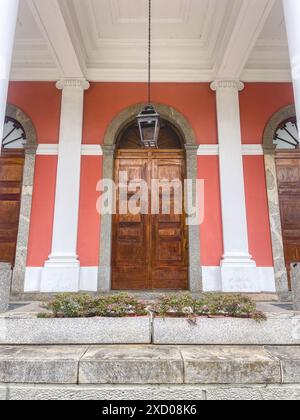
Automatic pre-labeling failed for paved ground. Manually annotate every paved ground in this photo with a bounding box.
[0,344,300,400]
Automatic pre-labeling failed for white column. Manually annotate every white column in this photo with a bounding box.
[283,0,300,126]
[211,80,257,293]
[0,0,19,151]
[41,79,90,292]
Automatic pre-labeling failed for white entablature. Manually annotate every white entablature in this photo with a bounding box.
[10,0,290,83]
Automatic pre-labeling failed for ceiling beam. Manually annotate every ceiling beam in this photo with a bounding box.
[215,0,276,79]
[27,0,85,79]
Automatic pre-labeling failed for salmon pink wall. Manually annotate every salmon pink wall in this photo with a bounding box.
[27,156,57,267]
[7,82,61,144]
[83,83,218,145]
[7,81,294,271]
[198,156,223,266]
[77,156,102,266]
[243,156,274,267]
[240,83,294,144]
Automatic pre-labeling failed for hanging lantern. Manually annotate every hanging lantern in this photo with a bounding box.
[137,105,160,148]
[137,0,160,148]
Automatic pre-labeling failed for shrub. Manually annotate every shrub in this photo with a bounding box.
[39,292,266,322]
[40,293,148,318]
[150,293,266,322]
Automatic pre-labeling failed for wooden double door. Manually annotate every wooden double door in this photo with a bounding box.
[112,149,188,290]
[276,150,300,288]
[0,151,24,266]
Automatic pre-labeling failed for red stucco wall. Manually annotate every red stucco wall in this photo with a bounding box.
[7,82,61,144]
[26,156,57,267]
[7,82,294,268]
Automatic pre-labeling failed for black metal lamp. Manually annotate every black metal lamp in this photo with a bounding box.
[137,0,160,148]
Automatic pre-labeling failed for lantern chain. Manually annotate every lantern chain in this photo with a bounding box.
[148,0,152,105]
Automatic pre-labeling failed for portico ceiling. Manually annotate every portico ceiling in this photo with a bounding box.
[11,0,291,82]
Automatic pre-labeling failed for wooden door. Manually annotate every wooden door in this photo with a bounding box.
[0,151,24,266]
[112,150,188,290]
[276,150,300,288]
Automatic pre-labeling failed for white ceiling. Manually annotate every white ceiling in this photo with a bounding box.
[11,0,291,82]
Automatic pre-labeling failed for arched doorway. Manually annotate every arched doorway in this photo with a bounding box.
[263,105,299,294]
[274,115,299,288]
[0,116,26,266]
[99,103,201,293]
[112,119,189,290]
[0,104,37,295]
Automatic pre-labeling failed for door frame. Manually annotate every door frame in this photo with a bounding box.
[3,104,38,295]
[263,104,296,299]
[98,103,202,292]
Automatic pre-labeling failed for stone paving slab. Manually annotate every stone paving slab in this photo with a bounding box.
[8,384,205,401]
[4,384,300,400]
[0,317,151,345]
[266,346,300,384]
[0,385,7,400]
[79,345,184,385]
[153,316,300,345]
[180,346,281,384]
[0,346,87,384]
[0,345,300,387]
[205,385,300,401]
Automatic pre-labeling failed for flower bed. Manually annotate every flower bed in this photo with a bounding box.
[39,293,148,318]
[39,292,266,322]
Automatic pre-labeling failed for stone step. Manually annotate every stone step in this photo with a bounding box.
[0,345,300,386]
[0,311,300,346]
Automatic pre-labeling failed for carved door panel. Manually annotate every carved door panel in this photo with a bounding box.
[112,150,188,290]
[0,152,24,266]
[276,151,300,288]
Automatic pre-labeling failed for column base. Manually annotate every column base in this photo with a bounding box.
[221,254,258,293]
[40,255,80,293]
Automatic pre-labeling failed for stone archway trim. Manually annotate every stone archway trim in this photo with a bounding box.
[5,104,38,294]
[98,103,202,292]
[263,105,296,298]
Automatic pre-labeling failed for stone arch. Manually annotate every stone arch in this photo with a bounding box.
[263,105,296,299]
[5,104,38,294]
[5,103,37,152]
[98,103,202,292]
[103,102,197,147]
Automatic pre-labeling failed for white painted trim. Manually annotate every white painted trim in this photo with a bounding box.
[202,266,276,293]
[37,144,103,156]
[25,266,275,294]
[81,145,103,156]
[197,144,264,156]
[197,145,219,156]
[24,267,98,292]
[36,144,59,155]
[242,144,264,156]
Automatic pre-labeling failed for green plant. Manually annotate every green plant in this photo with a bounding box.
[151,292,195,317]
[150,293,266,323]
[39,293,148,319]
[194,294,266,321]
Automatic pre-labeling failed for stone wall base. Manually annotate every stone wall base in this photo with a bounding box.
[1,384,300,400]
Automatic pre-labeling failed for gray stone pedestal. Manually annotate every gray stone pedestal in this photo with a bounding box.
[291,263,300,311]
[0,264,12,313]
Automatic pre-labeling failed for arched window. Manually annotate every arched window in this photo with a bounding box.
[2,116,26,150]
[117,118,183,150]
[273,116,299,150]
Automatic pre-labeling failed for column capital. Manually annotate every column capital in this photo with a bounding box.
[56,78,90,91]
[210,80,244,92]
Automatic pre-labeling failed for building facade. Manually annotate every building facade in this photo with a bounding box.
[1,0,300,299]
